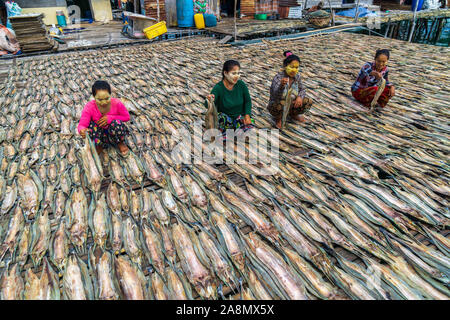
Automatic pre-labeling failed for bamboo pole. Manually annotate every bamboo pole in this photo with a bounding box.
[354,0,361,23]
[433,17,444,44]
[384,18,391,38]
[395,21,400,38]
[412,18,423,42]
[408,0,420,42]
[401,20,406,40]
[425,17,433,42]
[157,0,160,22]
[430,18,439,43]
[389,21,395,38]
[326,0,334,26]
[392,22,400,39]
[234,0,237,42]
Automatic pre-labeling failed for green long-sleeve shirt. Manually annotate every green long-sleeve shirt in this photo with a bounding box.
[206,80,252,119]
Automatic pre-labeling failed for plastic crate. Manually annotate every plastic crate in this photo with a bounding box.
[144,21,168,40]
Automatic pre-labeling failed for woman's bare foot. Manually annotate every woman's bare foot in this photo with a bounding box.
[292,115,306,123]
[118,142,129,156]
[95,145,104,156]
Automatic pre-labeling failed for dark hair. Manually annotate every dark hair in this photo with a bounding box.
[92,80,111,97]
[283,50,292,57]
[283,54,300,67]
[318,2,324,9]
[375,49,390,60]
[222,60,240,80]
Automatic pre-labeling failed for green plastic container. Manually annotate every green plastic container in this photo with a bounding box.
[255,14,267,20]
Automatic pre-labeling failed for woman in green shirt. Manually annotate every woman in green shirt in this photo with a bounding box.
[206,60,254,139]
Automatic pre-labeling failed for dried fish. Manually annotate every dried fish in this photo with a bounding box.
[23,258,60,300]
[114,254,148,300]
[89,247,121,300]
[29,207,51,267]
[62,254,95,300]
[66,187,89,254]
[0,263,24,300]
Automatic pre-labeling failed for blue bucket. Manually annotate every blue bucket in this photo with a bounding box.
[56,11,67,27]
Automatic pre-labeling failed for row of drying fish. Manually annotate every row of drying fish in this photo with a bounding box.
[1,169,449,300]
[1,33,449,300]
[1,130,449,300]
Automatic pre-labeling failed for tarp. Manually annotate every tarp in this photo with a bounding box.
[336,7,379,18]
[5,1,22,29]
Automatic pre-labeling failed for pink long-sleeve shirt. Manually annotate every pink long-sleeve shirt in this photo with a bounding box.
[77,98,130,134]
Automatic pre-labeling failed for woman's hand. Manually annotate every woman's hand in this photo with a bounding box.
[388,86,395,97]
[293,96,303,108]
[370,71,382,80]
[80,128,90,139]
[207,94,215,102]
[97,115,108,128]
[281,77,289,86]
[243,114,252,125]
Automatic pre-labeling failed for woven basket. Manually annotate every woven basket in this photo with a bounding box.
[308,16,331,28]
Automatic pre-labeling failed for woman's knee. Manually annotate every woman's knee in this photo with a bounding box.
[88,121,98,130]
[109,120,128,135]
[109,119,121,127]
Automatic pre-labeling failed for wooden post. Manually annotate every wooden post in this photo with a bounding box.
[332,9,335,27]
[326,0,333,26]
[354,0,361,23]
[406,20,411,40]
[400,20,405,41]
[134,0,138,13]
[433,17,444,44]
[389,21,395,38]
[393,22,399,39]
[157,0,160,22]
[408,0,419,42]
[412,18,421,42]
[430,18,443,44]
[234,0,237,42]
[426,18,435,42]
[384,18,391,38]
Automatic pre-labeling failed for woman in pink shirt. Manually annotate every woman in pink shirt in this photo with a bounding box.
[77,80,130,156]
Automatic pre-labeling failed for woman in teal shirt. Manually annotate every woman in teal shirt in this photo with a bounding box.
[206,60,254,139]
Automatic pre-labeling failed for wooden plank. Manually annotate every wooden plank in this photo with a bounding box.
[165,0,177,26]
[218,35,234,43]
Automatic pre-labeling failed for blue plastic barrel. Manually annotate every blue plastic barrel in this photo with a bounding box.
[411,0,424,12]
[204,14,217,27]
[176,0,195,27]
